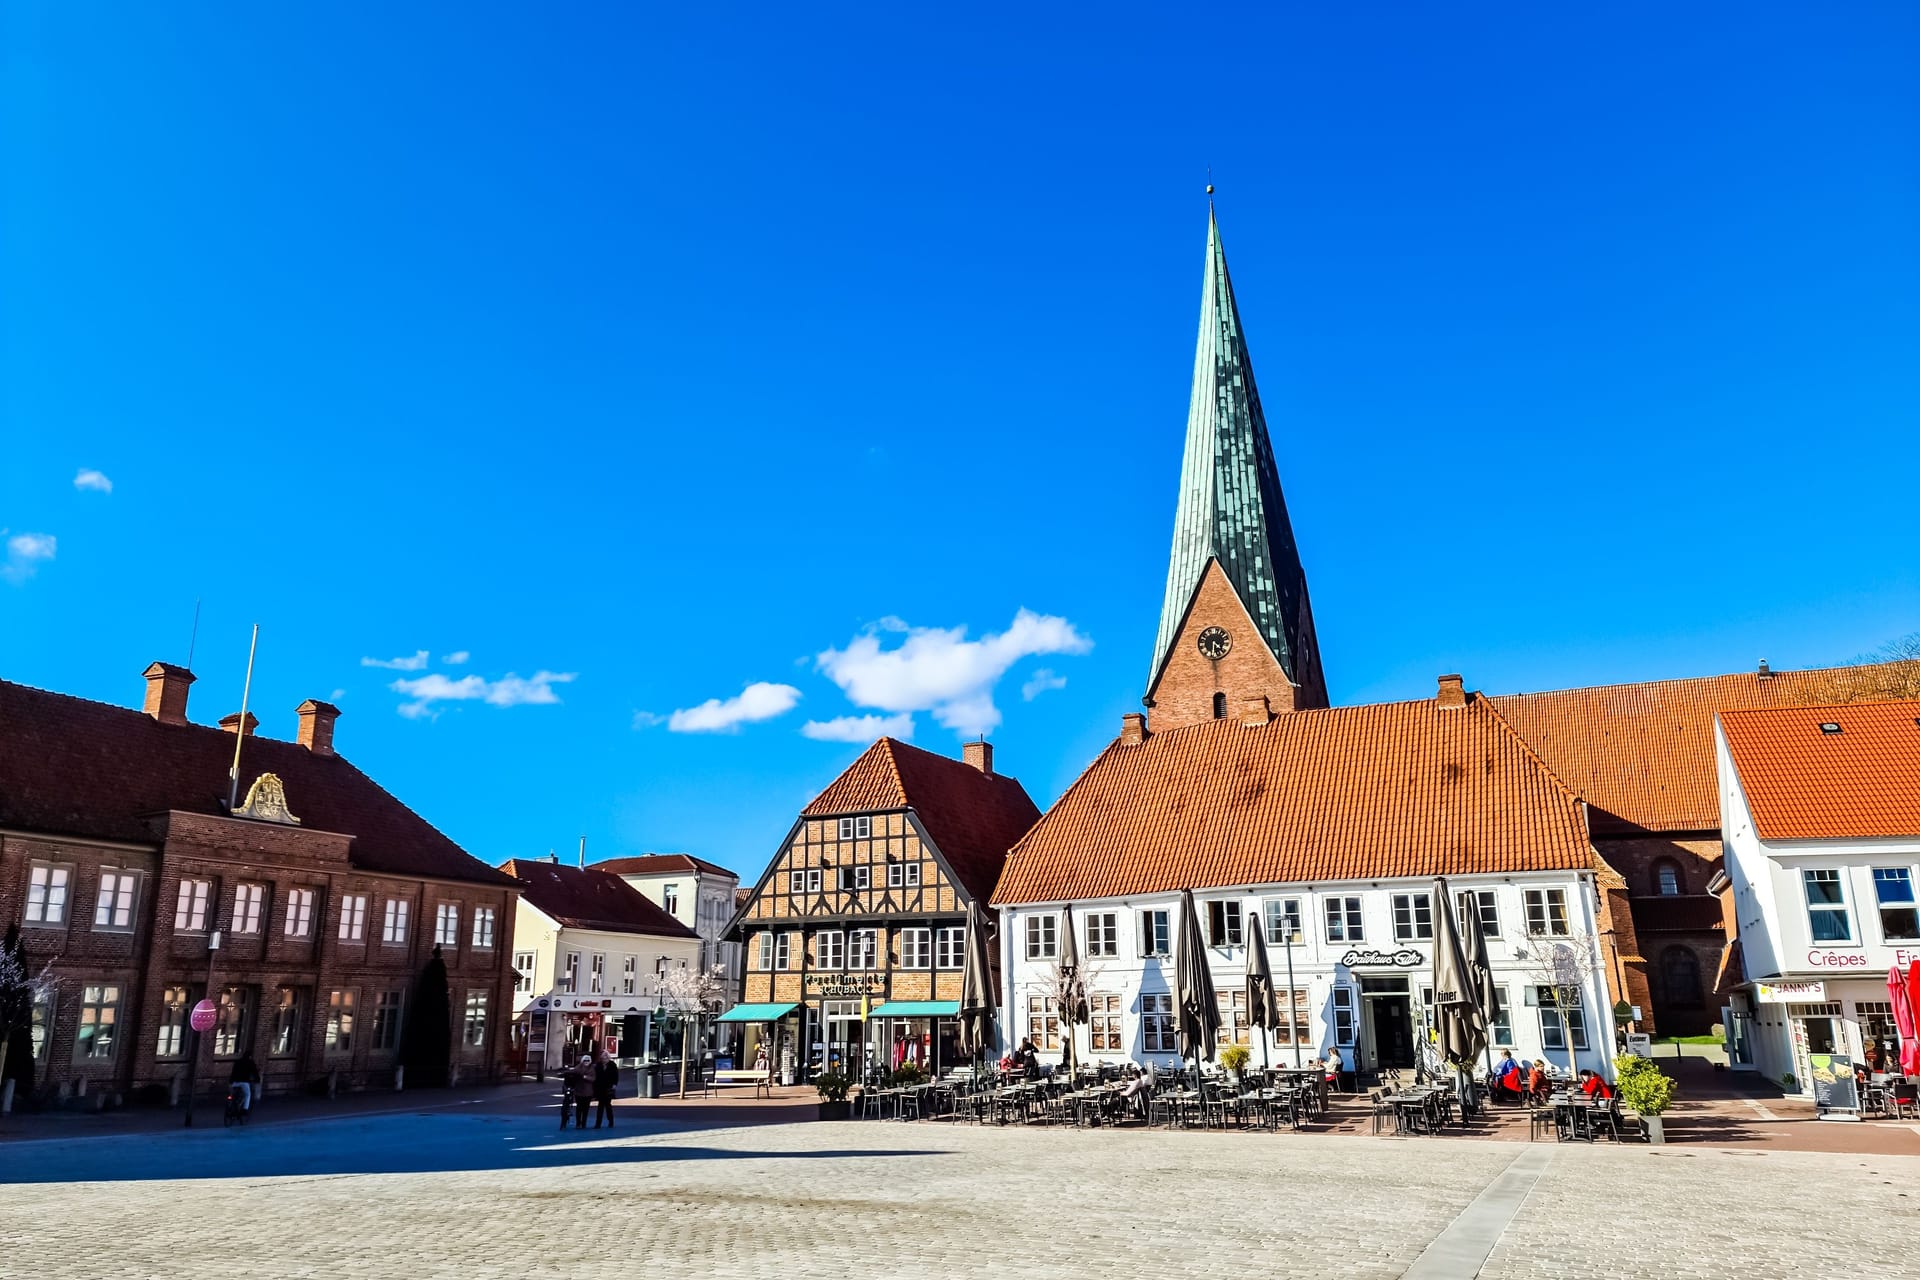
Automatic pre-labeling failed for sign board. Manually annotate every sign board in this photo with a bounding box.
[1624,1032,1652,1058]
[804,973,887,997]
[1809,1052,1860,1118]
[1339,948,1423,970]
[1755,981,1826,1004]
[189,999,218,1033]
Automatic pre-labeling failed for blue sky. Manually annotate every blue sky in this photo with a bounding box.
[4,5,1916,879]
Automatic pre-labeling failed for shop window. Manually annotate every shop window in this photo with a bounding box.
[1271,988,1310,1045]
[1392,892,1434,942]
[1533,986,1589,1051]
[1141,992,1175,1053]
[1803,868,1852,943]
[30,994,52,1062]
[1873,868,1919,941]
[1653,860,1683,896]
[1488,986,1513,1046]
[92,869,141,932]
[1661,947,1703,1009]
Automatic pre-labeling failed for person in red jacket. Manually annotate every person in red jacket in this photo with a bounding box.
[1578,1068,1614,1101]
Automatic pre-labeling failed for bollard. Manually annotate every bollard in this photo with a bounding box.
[1,1078,14,1115]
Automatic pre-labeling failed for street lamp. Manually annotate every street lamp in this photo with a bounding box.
[1281,917,1302,1068]
[182,930,223,1128]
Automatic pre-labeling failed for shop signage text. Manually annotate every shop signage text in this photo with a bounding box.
[804,974,886,997]
[1756,981,1826,1003]
[1339,948,1423,970]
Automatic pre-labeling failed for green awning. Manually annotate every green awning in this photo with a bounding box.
[716,1002,799,1023]
[869,1000,960,1017]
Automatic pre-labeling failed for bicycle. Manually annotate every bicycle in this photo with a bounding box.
[222,1087,248,1127]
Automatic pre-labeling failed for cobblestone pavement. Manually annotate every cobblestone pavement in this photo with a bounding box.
[2,1111,1915,1279]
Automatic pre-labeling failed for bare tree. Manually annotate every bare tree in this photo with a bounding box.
[1034,955,1105,1074]
[1510,930,1607,1077]
[0,926,55,1108]
[1796,633,1920,704]
[655,963,728,1097]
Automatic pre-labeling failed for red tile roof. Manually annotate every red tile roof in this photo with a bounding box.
[1719,701,1920,840]
[802,738,1042,904]
[0,677,513,886]
[501,859,697,936]
[592,853,735,880]
[992,694,1594,905]
[1488,664,1908,835]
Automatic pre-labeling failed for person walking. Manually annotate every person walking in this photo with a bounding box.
[591,1048,620,1129]
[560,1055,590,1130]
[228,1052,262,1115]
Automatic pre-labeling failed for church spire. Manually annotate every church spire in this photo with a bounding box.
[1147,202,1327,716]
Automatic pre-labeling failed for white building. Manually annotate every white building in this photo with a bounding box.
[992,687,1626,1081]
[1715,700,1920,1096]
[596,853,742,999]
[500,857,703,1072]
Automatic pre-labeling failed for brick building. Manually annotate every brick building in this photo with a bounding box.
[0,662,521,1105]
[727,738,1039,1082]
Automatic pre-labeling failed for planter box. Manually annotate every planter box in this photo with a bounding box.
[817,1100,851,1121]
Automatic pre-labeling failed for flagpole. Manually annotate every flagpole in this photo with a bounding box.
[226,624,260,812]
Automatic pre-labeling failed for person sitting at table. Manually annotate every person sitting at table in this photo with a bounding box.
[1525,1059,1549,1103]
[1017,1036,1042,1080]
[1322,1044,1343,1091]
[1577,1068,1614,1101]
[1490,1049,1523,1103]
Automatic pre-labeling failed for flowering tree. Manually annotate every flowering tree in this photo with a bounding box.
[656,963,728,1097]
[1510,930,1607,1077]
[0,925,55,1104]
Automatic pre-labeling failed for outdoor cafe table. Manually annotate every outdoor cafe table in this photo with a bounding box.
[1380,1088,1450,1135]
[1549,1093,1607,1142]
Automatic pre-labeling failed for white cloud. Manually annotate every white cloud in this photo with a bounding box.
[816,608,1092,735]
[801,712,915,743]
[73,469,113,494]
[362,650,430,671]
[667,682,802,734]
[1022,668,1068,701]
[442,651,471,665]
[390,669,577,718]
[631,710,667,729]
[1,531,56,584]
[329,688,347,701]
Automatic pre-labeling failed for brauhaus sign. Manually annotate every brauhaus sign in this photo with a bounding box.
[1339,948,1424,969]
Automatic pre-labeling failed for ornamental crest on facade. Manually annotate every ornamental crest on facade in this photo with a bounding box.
[236,772,302,825]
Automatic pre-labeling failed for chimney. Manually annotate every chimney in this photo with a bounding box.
[962,739,994,775]
[295,699,341,755]
[1757,659,1772,680]
[1120,712,1149,746]
[143,662,196,725]
[1239,695,1273,727]
[1437,674,1467,709]
[219,711,260,736]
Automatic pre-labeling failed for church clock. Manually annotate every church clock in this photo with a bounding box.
[1196,626,1232,661]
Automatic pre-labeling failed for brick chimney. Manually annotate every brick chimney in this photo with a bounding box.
[1757,659,1772,681]
[1120,712,1149,746]
[143,662,195,725]
[219,711,259,735]
[962,739,994,775]
[1239,695,1273,727]
[1437,674,1467,709]
[296,699,341,756]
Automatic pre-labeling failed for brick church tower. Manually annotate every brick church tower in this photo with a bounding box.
[1144,201,1329,731]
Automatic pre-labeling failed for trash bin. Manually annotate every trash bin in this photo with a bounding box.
[633,1065,657,1099]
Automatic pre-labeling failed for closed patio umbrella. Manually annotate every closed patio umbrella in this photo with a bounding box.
[957,900,997,1071]
[1431,878,1487,1102]
[1175,889,1221,1082]
[1057,904,1090,1076]
[1907,962,1920,1077]
[1459,888,1499,1084]
[1244,916,1282,1073]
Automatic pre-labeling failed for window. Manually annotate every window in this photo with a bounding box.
[272,987,305,1057]
[561,951,580,993]
[817,930,845,970]
[1139,909,1170,957]
[838,816,872,840]
[1262,898,1303,944]
[1489,986,1512,1046]
[1661,946,1703,1008]
[1324,897,1364,943]
[318,989,351,1055]
[1213,692,1227,720]
[435,903,460,947]
[156,985,191,1058]
[1026,994,1059,1050]
[1523,888,1570,937]
[1392,892,1434,942]
[373,991,403,1051]
[1654,861,1683,896]
[1215,990,1249,1045]
[847,930,875,971]
[513,951,537,994]
[1089,992,1123,1051]
[1025,914,1058,960]
[935,926,965,970]
[29,993,52,1062]
[25,862,72,925]
[589,954,605,994]
[1207,900,1244,947]
[1803,868,1852,943]
[1535,987,1589,1051]
[92,870,140,931]
[1459,890,1498,940]
[213,985,252,1057]
[285,888,314,939]
[788,870,805,894]
[755,934,774,972]
[1267,987,1309,1044]
[174,879,211,931]
[663,885,680,915]
[809,868,824,893]
[1874,868,1919,941]
[1331,986,1356,1046]
[469,905,495,949]
[463,992,489,1048]
[339,894,368,942]
[620,956,637,994]
[887,862,922,888]
[1142,992,1176,1053]
[840,865,870,891]
[838,817,854,839]
[383,899,410,944]
[901,928,932,969]
[233,883,264,934]
[775,932,794,971]
[75,984,122,1060]
[1085,912,1119,958]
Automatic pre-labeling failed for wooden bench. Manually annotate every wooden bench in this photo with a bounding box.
[714,1069,773,1098]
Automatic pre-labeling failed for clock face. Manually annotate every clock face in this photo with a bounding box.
[1197,626,1232,661]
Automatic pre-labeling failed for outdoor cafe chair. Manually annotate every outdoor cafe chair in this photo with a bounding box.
[1527,1102,1557,1142]
[857,1086,885,1121]
[1889,1081,1919,1121]
[1367,1089,1394,1135]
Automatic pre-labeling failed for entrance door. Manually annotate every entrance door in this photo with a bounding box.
[1369,997,1415,1068]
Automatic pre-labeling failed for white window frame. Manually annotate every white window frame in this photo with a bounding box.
[1523,888,1571,937]
[339,894,368,942]
[1331,985,1356,1046]
[1026,994,1059,1051]
[838,817,855,840]
[900,928,932,970]
[284,888,314,939]
[1802,868,1852,944]
[807,868,823,894]
[935,925,964,970]
[93,870,140,932]
[1085,911,1119,958]
[513,951,537,994]
[774,932,793,971]
[1874,867,1919,942]
[1088,991,1123,1052]
[663,884,680,915]
[1261,898,1303,945]
[75,983,123,1060]
[755,934,774,972]
[789,869,806,894]
[471,906,495,949]
[383,898,410,945]
[589,953,605,994]
[1324,896,1364,943]
[463,991,489,1048]
[561,951,580,993]
[1489,985,1513,1047]
[1460,889,1498,940]
[232,883,265,935]
[435,902,461,948]
[1537,991,1590,1052]
[848,929,876,971]
[1215,989,1250,1045]
[817,930,845,970]
[622,955,638,994]
[1025,913,1058,961]
[1141,992,1175,1053]
[175,879,212,932]
[1391,892,1434,942]
[25,862,73,926]
[1139,909,1170,958]
[1207,900,1244,948]
[855,815,872,839]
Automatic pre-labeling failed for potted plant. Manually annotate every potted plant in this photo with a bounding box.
[1219,1043,1252,1085]
[1613,1054,1677,1144]
[814,1071,852,1121]
[889,1062,928,1088]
